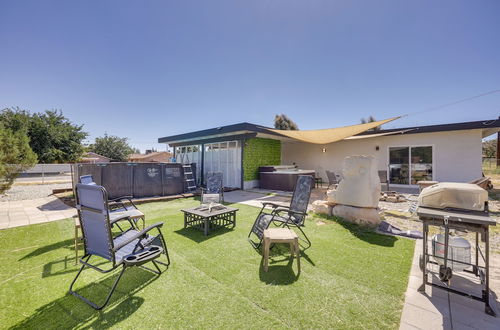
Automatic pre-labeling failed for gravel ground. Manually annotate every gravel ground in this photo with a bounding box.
[0,183,72,202]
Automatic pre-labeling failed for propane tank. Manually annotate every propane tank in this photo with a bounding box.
[432,234,471,272]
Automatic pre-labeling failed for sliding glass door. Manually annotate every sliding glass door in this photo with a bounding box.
[389,146,432,185]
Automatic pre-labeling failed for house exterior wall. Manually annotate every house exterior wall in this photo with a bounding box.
[243,138,281,189]
[281,129,483,185]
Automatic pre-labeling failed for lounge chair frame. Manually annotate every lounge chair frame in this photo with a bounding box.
[69,184,170,310]
[248,175,314,249]
[201,172,224,204]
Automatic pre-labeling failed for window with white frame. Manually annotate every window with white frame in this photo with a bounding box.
[389,146,433,185]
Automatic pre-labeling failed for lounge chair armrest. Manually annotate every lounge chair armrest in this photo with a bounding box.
[113,222,164,251]
[273,207,307,217]
[262,202,287,209]
[109,196,137,210]
[201,187,222,194]
[110,215,130,225]
[109,195,133,202]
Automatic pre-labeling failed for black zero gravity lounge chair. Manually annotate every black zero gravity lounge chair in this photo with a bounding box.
[79,174,145,230]
[69,183,170,310]
[248,175,314,249]
[201,172,224,204]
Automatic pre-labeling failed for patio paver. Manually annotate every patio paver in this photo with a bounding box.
[400,239,500,329]
[0,196,76,228]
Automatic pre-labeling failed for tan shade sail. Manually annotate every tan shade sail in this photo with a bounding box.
[268,117,400,144]
[344,128,415,140]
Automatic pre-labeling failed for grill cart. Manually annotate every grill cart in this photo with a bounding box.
[417,206,497,316]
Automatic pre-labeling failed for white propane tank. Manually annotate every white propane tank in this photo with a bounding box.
[432,234,471,272]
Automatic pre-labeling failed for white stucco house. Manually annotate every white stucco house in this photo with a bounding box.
[158,118,500,191]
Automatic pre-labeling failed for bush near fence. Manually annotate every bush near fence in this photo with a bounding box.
[73,162,195,199]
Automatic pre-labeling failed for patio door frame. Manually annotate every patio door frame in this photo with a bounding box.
[203,140,242,189]
[387,144,435,186]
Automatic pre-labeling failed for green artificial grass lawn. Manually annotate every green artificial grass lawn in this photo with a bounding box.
[0,198,414,329]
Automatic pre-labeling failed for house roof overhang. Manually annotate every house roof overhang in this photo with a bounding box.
[158,117,500,147]
[158,122,293,146]
[354,118,500,139]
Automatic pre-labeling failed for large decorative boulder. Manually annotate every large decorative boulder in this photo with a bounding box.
[331,205,381,227]
[326,188,337,205]
[328,155,381,208]
[311,200,332,215]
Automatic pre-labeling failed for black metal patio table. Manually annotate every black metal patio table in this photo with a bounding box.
[416,206,497,316]
[181,205,238,236]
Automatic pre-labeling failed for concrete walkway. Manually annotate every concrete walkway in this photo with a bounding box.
[0,196,76,229]
[400,239,500,329]
[224,190,291,209]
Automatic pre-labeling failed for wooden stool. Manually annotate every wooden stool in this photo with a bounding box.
[262,228,300,273]
[74,217,83,264]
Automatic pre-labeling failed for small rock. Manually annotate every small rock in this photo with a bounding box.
[311,200,331,215]
[386,196,398,203]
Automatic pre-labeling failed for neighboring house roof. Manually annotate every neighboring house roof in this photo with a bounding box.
[158,118,500,146]
[81,152,111,161]
[128,151,172,160]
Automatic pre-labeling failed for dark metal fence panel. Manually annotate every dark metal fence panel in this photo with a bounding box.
[73,162,188,199]
[133,163,163,198]
[101,163,134,199]
[75,164,103,185]
[163,163,185,195]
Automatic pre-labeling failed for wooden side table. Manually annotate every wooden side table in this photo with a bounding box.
[109,209,146,229]
[262,228,300,273]
[74,217,83,265]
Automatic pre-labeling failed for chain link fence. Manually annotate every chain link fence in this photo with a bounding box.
[16,164,73,184]
[482,158,499,173]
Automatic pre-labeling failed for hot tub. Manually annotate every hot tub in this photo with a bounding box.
[259,165,315,191]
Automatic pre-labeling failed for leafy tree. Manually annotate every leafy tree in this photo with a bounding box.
[89,134,135,161]
[0,124,37,194]
[274,114,299,130]
[482,139,497,158]
[0,108,87,163]
[361,115,381,131]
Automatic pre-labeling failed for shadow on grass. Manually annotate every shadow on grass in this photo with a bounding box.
[10,267,159,329]
[174,226,234,243]
[19,239,75,261]
[259,258,300,285]
[42,257,110,278]
[313,213,398,247]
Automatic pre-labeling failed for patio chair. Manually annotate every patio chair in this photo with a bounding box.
[248,175,314,249]
[79,175,144,230]
[69,183,170,310]
[378,170,390,192]
[201,172,224,204]
[326,170,340,189]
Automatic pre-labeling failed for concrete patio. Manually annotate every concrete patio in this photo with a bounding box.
[0,196,76,229]
[400,239,500,329]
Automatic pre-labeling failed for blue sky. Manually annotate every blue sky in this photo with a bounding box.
[1,1,499,151]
